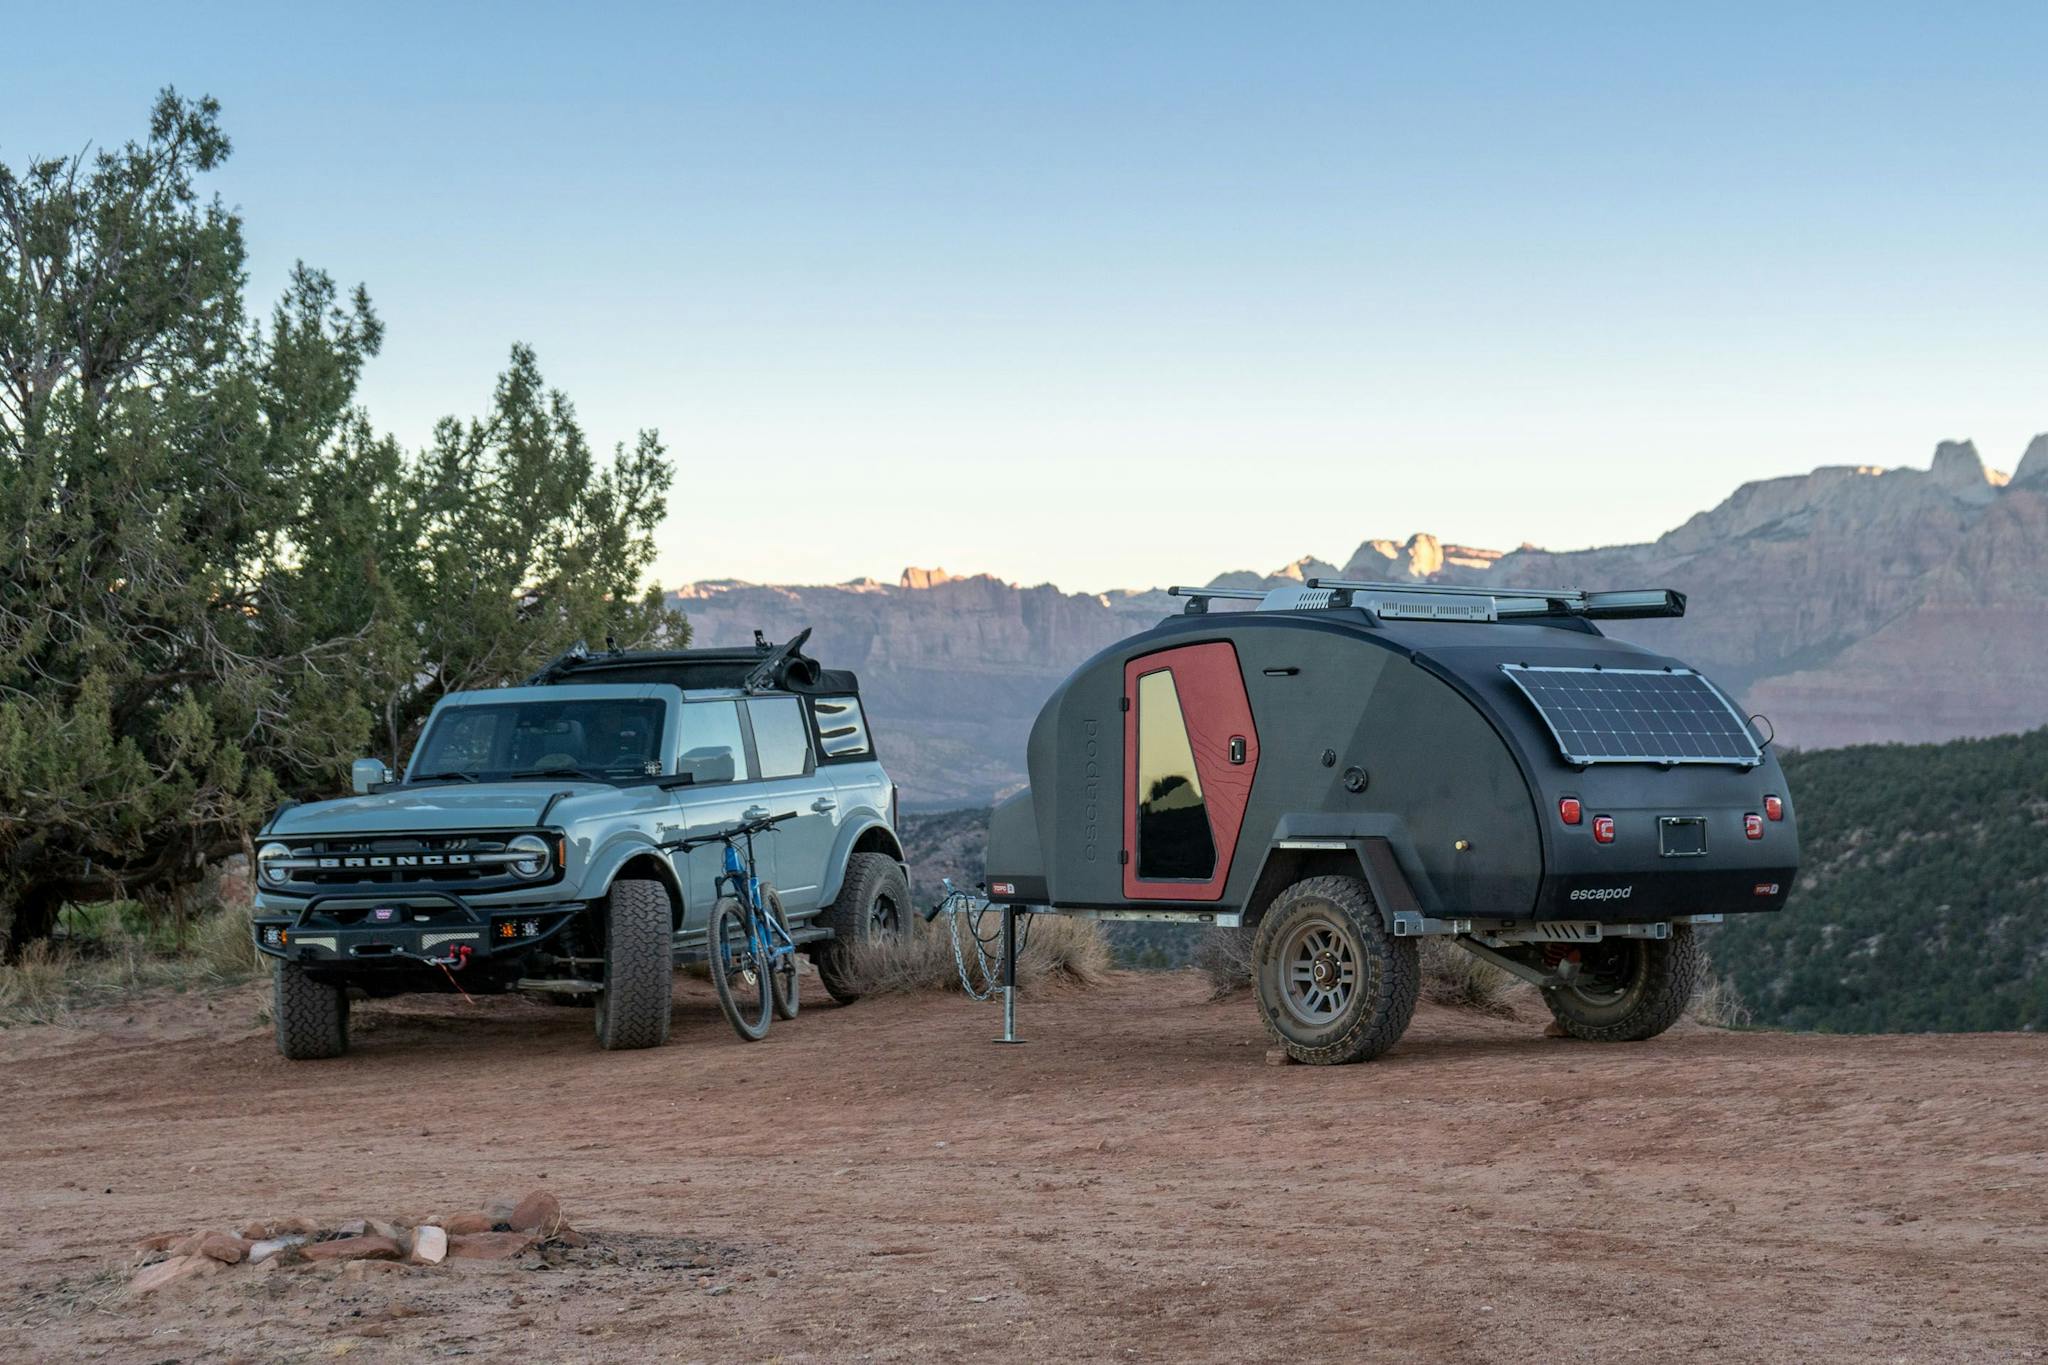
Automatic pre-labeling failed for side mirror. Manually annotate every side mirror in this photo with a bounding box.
[351,758,392,794]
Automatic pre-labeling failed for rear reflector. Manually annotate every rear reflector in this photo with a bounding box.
[1592,815,1615,844]
[1558,797,1582,825]
[1764,794,1783,821]
[1745,813,1764,840]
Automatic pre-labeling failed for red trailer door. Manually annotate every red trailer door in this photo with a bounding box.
[1122,641,1259,901]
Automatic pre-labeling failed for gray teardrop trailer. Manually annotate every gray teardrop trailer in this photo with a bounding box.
[982,580,1798,1064]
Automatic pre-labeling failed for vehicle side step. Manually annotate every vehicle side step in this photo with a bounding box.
[517,978,602,995]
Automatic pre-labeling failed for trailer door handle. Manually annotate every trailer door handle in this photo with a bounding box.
[811,796,838,813]
[743,805,771,821]
[1229,736,1247,764]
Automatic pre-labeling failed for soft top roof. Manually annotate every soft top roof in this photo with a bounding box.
[526,633,860,697]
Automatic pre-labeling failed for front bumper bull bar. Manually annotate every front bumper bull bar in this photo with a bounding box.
[252,890,580,969]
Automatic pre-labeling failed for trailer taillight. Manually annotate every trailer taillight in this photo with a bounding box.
[1764,794,1783,822]
[890,783,900,828]
[1558,797,1582,825]
[1592,815,1615,844]
[1744,813,1764,840]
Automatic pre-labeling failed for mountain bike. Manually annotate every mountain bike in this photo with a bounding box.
[671,810,802,1041]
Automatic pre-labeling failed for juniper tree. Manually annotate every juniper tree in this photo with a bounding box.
[0,91,681,951]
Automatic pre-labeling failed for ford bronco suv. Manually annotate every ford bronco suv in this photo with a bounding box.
[251,633,910,1059]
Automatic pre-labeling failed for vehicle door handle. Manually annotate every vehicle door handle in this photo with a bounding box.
[811,797,838,813]
[743,805,771,821]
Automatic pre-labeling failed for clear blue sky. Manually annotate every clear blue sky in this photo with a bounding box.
[8,2,2045,592]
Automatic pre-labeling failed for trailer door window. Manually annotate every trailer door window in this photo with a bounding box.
[1135,669,1217,880]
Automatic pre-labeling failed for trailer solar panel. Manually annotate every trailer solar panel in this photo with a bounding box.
[1500,664,1763,766]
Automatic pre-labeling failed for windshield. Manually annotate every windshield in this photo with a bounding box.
[409,698,666,783]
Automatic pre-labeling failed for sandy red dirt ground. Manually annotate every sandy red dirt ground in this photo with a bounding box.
[1,970,2044,1363]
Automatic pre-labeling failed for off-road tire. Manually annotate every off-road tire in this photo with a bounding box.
[710,898,771,1041]
[1252,876,1419,1065]
[594,878,673,1051]
[764,886,800,1021]
[274,962,349,1060]
[809,851,910,1006]
[1542,922,1700,1042]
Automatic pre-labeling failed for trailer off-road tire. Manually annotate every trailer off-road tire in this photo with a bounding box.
[1542,922,1700,1042]
[1253,875,1419,1065]
[594,878,673,1051]
[274,962,349,1060]
[809,852,909,1005]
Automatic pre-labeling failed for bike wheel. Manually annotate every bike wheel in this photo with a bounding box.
[762,884,800,1021]
[709,898,771,1041]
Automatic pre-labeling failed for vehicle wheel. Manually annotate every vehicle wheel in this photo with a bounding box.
[763,885,800,1021]
[274,962,349,1060]
[594,878,673,1051]
[809,851,910,1005]
[1252,875,1419,1065]
[1542,923,1700,1042]
[710,898,772,1041]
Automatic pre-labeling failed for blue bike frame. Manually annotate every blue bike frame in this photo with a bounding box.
[717,833,798,977]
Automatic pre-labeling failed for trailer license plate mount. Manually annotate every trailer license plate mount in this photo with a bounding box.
[1659,816,1708,857]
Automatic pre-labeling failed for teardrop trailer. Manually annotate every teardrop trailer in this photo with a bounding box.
[957,578,1799,1064]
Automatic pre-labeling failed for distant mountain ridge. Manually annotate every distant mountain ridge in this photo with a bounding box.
[675,436,2048,806]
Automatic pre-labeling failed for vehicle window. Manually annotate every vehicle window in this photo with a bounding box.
[1135,669,1216,880]
[674,701,746,785]
[410,699,666,780]
[749,697,812,779]
[811,695,872,760]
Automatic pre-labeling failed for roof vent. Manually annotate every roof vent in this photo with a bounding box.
[1368,593,1497,622]
[1256,585,1343,612]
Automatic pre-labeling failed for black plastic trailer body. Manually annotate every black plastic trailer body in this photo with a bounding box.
[983,606,1798,929]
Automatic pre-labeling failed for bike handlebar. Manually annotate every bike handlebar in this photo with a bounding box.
[663,809,800,853]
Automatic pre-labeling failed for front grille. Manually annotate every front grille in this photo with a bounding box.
[265,832,539,890]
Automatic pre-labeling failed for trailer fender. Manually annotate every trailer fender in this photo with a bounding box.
[818,815,908,907]
[1241,815,1443,927]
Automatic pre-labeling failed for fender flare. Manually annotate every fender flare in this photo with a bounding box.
[581,833,687,926]
[817,814,907,907]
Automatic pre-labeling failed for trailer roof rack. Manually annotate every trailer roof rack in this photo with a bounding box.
[1163,581,1686,622]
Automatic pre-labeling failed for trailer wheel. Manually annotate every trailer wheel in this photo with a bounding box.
[274,962,349,1060]
[1252,876,1419,1065]
[594,878,674,1051]
[809,852,909,1005]
[1542,923,1700,1042]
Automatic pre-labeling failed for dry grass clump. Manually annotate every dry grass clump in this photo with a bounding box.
[1,902,260,1027]
[1688,964,1753,1029]
[843,913,1112,997]
[1416,937,1519,1016]
[1196,925,1521,1015]
[191,900,260,976]
[1194,928,1256,999]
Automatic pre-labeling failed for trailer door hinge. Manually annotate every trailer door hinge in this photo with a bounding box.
[1119,696,1130,712]
[1118,849,1129,865]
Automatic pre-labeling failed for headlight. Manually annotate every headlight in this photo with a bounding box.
[507,834,551,879]
[257,842,292,885]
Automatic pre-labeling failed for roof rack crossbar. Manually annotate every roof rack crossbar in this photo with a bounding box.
[1166,585,1269,616]
[1306,579,1684,621]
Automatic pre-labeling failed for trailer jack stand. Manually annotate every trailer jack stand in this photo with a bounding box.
[994,903,1024,1046]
